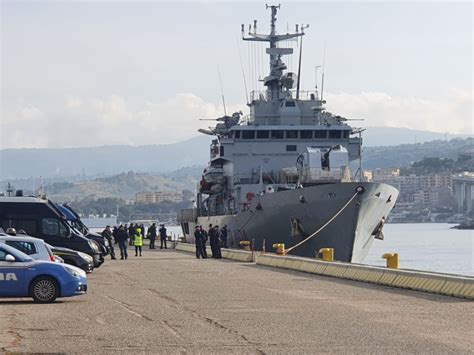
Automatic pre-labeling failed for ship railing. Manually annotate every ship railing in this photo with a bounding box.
[233,170,298,186]
[293,91,321,101]
[233,169,348,186]
[250,91,267,102]
[299,167,351,183]
[177,208,197,223]
[240,115,252,125]
[249,90,320,102]
[240,114,335,126]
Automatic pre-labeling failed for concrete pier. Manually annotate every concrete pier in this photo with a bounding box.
[1,248,473,354]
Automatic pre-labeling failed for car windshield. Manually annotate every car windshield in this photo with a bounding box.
[70,220,88,234]
[0,244,34,262]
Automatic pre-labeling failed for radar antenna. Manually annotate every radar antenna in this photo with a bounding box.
[242,4,307,101]
[321,43,326,101]
[314,65,321,100]
[217,65,227,116]
[296,24,309,100]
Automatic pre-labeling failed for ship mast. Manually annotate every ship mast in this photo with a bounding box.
[242,5,306,101]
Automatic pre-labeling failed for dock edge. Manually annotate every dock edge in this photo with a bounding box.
[174,243,473,300]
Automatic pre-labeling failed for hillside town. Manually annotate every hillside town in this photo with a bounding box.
[1,139,473,225]
[365,169,473,223]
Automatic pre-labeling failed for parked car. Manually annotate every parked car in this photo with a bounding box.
[54,254,65,263]
[0,243,88,303]
[0,234,56,262]
[0,196,103,267]
[57,204,110,256]
[47,244,94,273]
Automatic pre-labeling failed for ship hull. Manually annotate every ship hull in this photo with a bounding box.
[181,182,398,263]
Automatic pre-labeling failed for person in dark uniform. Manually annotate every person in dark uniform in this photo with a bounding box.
[220,225,228,248]
[141,224,146,241]
[112,226,118,244]
[101,225,116,259]
[159,224,167,249]
[148,223,157,249]
[208,224,217,258]
[194,225,205,259]
[199,225,208,258]
[116,225,129,260]
[128,223,135,246]
[213,225,222,259]
[123,224,128,243]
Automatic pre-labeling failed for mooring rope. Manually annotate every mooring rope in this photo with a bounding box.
[284,192,359,255]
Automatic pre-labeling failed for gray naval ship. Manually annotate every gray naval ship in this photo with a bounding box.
[178,5,399,262]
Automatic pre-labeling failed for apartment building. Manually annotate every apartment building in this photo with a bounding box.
[135,191,183,204]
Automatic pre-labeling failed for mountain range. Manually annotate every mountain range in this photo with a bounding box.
[0,127,471,181]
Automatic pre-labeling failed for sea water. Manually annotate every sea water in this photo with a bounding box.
[87,220,473,276]
[365,223,473,276]
[167,223,474,276]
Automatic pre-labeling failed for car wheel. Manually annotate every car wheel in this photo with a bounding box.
[30,276,59,303]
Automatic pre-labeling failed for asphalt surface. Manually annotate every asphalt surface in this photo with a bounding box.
[1,246,473,354]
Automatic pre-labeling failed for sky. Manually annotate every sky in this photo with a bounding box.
[0,1,472,149]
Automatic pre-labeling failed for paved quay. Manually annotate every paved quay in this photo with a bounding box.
[1,248,473,354]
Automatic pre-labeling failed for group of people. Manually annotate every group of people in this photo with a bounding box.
[193,224,228,259]
[101,222,230,262]
[101,223,168,260]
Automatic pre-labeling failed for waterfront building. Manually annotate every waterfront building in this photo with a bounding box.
[452,172,474,213]
[372,168,400,182]
[135,191,183,204]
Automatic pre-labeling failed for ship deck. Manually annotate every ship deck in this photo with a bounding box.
[1,244,472,354]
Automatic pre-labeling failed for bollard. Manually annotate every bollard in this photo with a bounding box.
[239,240,251,251]
[272,243,286,255]
[382,253,399,269]
[319,248,334,262]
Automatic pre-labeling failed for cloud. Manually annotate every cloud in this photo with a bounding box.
[325,89,473,134]
[1,90,472,149]
[1,93,244,149]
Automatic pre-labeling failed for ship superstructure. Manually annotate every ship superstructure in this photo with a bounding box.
[179,5,399,262]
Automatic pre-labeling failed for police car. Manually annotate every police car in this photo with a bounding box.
[0,243,87,303]
[0,234,57,262]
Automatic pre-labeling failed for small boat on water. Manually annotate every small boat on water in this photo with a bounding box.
[451,220,474,230]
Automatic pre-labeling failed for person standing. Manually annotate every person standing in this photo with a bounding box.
[159,224,167,249]
[128,223,135,246]
[117,225,129,260]
[134,226,143,257]
[141,224,146,241]
[220,225,228,248]
[194,225,205,259]
[112,226,118,244]
[214,225,222,259]
[123,223,128,243]
[101,225,116,260]
[148,223,157,249]
[208,224,217,258]
[199,225,208,258]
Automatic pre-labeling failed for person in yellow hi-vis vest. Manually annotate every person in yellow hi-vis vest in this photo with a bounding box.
[134,227,143,257]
